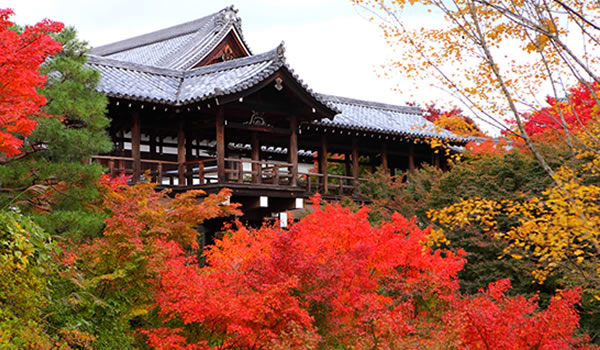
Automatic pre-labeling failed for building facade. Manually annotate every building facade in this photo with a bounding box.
[88,6,463,223]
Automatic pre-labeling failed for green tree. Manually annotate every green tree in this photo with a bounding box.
[0,26,112,239]
[0,210,60,349]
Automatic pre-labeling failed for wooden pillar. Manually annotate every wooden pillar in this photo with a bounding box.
[108,158,115,177]
[434,150,441,168]
[149,132,156,156]
[177,118,186,186]
[117,130,124,152]
[408,143,415,173]
[186,133,193,185]
[131,111,141,183]
[345,153,351,176]
[381,142,388,175]
[216,107,225,183]
[157,162,163,185]
[320,134,328,193]
[289,116,298,187]
[352,137,359,188]
[251,132,260,183]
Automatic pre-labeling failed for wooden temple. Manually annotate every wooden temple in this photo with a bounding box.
[88,6,464,222]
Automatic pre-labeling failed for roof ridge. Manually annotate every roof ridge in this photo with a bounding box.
[183,44,284,77]
[162,21,242,70]
[319,93,421,114]
[87,54,183,77]
[90,7,227,56]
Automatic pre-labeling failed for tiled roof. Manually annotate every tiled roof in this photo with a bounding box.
[316,95,461,140]
[87,55,182,104]
[178,47,286,104]
[89,6,251,70]
[87,44,332,110]
[87,6,463,141]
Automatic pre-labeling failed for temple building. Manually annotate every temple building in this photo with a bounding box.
[87,6,464,223]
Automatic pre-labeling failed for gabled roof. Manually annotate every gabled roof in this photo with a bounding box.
[87,44,333,113]
[88,6,464,142]
[316,95,461,140]
[89,6,251,70]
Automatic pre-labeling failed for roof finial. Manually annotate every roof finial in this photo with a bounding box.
[276,42,286,58]
[215,5,241,31]
[226,5,238,14]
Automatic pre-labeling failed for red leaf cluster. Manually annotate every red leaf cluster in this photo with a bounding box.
[0,9,63,156]
[146,196,466,348]
[144,196,593,349]
[456,279,587,349]
[465,137,511,156]
[522,83,598,138]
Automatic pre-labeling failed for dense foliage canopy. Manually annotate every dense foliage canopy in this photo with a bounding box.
[1,4,600,349]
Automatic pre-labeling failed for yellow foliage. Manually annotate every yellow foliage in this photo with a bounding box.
[429,164,600,292]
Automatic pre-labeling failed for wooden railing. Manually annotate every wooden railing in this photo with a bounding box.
[298,173,365,197]
[92,155,180,184]
[92,156,295,187]
[221,158,294,186]
[92,155,365,196]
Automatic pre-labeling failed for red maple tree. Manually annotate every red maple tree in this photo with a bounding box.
[521,83,598,138]
[142,195,593,349]
[0,8,63,157]
[455,279,586,349]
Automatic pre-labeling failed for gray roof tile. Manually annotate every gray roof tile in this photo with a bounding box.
[90,6,251,70]
[316,95,461,140]
[87,55,182,103]
[87,7,463,142]
[86,45,333,110]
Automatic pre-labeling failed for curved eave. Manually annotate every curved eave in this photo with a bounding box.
[103,93,176,105]
[177,46,338,118]
[308,120,468,144]
[198,66,338,120]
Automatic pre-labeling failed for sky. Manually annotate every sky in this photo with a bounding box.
[4,0,427,107]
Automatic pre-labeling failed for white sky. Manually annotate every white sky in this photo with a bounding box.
[4,0,430,107]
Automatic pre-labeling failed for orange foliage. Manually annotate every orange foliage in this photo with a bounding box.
[144,195,592,349]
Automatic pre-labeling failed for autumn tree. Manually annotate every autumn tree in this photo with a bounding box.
[0,26,112,239]
[49,176,240,349]
[409,102,484,138]
[352,0,600,177]
[0,210,63,348]
[0,9,63,158]
[352,0,600,340]
[141,196,594,349]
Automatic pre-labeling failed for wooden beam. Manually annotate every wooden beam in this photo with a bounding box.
[216,70,334,118]
[131,111,141,183]
[229,100,308,118]
[320,134,328,193]
[289,116,298,187]
[177,118,186,186]
[251,132,260,183]
[352,137,359,189]
[381,142,388,175]
[409,143,415,172]
[226,122,291,135]
[299,140,413,156]
[216,107,225,183]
